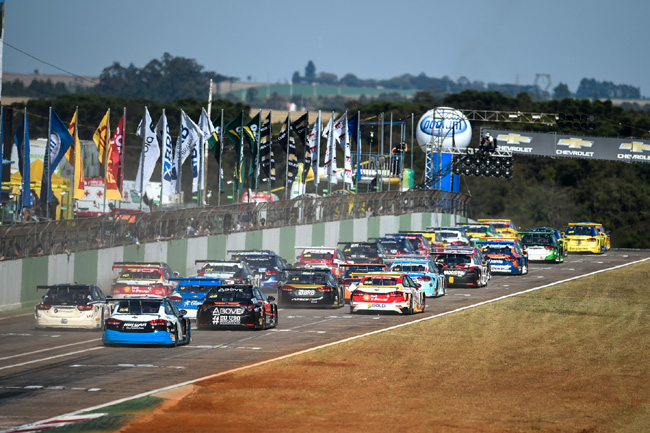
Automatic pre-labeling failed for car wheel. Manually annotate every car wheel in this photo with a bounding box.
[349,304,355,314]
[171,327,179,347]
[421,294,426,313]
[273,305,279,328]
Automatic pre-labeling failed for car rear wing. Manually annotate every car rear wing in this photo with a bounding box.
[195,259,240,265]
[339,263,386,269]
[36,284,95,291]
[169,277,225,283]
[112,261,167,270]
[227,249,276,255]
[282,266,333,273]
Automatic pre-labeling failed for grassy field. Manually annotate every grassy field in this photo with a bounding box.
[89,260,650,433]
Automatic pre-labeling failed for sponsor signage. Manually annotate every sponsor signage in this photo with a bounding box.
[490,129,650,163]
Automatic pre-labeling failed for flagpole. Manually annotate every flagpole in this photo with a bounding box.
[356,111,361,186]
[177,111,182,209]
[217,109,223,207]
[255,108,261,197]
[315,111,321,193]
[22,108,28,216]
[138,107,147,212]
[284,115,291,200]
[327,111,333,195]
[72,106,79,218]
[203,80,212,207]
[238,110,243,204]
[268,110,272,195]
[120,107,126,212]
[103,109,110,215]
[44,107,52,219]
[159,108,165,209]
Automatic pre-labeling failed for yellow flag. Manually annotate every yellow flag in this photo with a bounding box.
[66,111,85,200]
[93,110,110,166]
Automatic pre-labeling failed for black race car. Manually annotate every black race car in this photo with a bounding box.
[338,241,387,264]
[196,285,278,330]
[278,268,344,308]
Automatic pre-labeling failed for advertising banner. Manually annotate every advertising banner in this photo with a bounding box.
[489,129,650,163]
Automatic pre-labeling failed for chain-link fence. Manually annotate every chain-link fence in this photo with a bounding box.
[0,189,469,260]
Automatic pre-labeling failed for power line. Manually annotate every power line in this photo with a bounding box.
[2,40,100,87]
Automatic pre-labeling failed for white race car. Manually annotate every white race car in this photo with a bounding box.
[349,272,426,315]
[34,284,113,330]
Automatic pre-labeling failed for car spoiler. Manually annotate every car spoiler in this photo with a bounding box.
[112,262,167,270]
[36,284,93,290]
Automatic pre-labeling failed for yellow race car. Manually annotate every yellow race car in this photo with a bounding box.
[564,222,611,254]
[477,219,519,239]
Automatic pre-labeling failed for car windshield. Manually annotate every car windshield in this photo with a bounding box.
[343,245,379,256]
[437,232,459,240]
[390,264,428,272]
[566,226,596,236]
[521,234,555,245]
[301,251,334,260]
[482,245,514,254]
[116,300,162,315]
[118,270,162,280]
[286,271,329,284]
[235,256,275,268]
[362,277,399,286]
[206,288,254,303]
[43,287,92,305]
[202,264,243,275]
[437,255,473,266]
[177,284,216,293]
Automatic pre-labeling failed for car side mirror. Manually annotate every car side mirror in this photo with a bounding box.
[267,296,276,302]
[179,309,188,317]
[415,283,421,288]
[174,271,180,277]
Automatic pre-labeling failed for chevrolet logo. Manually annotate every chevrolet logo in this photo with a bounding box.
[619,141,650,153]
[557,138,593,149]
[497,133,531,144]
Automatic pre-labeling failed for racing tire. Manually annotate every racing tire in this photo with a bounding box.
[421,294,426,313]
[349,304,355,314]
[273,305,279,328]
[170,327,179,347]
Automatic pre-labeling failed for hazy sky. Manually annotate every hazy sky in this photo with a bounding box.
[3,0,649,97]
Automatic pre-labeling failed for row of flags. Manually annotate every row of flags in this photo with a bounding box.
[1,107,363,215]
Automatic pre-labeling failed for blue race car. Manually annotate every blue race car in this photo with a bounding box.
[103,297,192,346]
[169,277,224,319]
[476,239,529,275]
[230,250,288,292]
[388,259,446,297]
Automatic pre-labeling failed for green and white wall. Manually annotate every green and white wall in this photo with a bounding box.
[0,211,467,312]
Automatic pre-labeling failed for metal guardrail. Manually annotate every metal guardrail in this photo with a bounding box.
[0,190,469,260]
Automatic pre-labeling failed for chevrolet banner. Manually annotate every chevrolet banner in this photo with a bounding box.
[488,129,650,163]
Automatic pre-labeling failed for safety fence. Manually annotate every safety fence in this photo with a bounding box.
[0,189,469,260]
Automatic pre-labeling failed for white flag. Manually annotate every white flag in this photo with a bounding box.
[322,116,338,184]
[156,111,175,198]
[173,110,202,194]
[134,107,161,195]
[330,113,352,184]
[308,113,321,185]
[194,108,214,193]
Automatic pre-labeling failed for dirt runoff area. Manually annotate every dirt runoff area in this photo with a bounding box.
[119,261,650,433]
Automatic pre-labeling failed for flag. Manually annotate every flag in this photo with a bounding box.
[105,114,125,200]
[331,112,352,184]
[210,111,225,193]
[207,112,221,164]
[278,116,298,187]
[173,110,202,194]
[347,112,361,183]
[135,107,161,195]
[322,116,338,184]
[304,113,320,184]
[40,108,74,207]
[224,112,244,190]
[194,108,214,194]
[65,109,85,200]
[259,112,275,182]
[291,113,309,146]
[0,107,4,192]
[14,109,31,209]
[93,110,109,166]
[156,111,175,198]
[243,112,261,188]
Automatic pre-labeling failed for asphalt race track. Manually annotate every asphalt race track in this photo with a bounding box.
[1,249,649,431]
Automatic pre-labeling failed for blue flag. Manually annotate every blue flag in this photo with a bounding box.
[41,108,74,205]
[14,110,31,209]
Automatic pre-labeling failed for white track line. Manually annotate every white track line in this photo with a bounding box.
[4,256,649,433]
